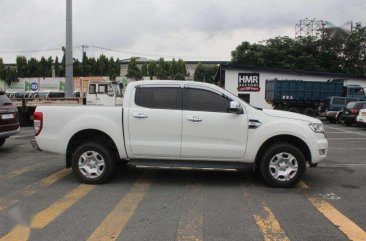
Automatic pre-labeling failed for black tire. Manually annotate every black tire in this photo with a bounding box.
[71,142,116,184]
[288,107,300,113]
[0,138,5,147]
[336,113,344,124]
[303,108,317,117]
[344,121,353,126]
[259,143,306,188]
[327,117,336,124]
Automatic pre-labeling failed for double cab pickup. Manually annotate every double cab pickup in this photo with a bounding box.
[33,81,328,187]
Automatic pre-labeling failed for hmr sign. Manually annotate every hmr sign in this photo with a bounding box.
[237,73,260,91]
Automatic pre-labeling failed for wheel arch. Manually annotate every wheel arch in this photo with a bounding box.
[66,129,119,168]
[254,134,311,169]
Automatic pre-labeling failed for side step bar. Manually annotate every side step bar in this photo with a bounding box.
[128,159,252,170]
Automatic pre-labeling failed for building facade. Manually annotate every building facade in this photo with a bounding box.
[219,64,366,109]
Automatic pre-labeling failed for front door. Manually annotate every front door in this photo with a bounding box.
[181,86,247,160]
[128,85,182,158]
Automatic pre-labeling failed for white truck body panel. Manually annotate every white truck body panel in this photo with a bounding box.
[35,80,328,165]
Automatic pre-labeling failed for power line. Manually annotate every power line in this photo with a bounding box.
[0,46,82,54]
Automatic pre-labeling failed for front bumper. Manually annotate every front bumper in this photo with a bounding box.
[356,115,366,124]
[308,135,328,164]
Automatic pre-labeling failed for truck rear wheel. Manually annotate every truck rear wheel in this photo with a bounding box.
[71,142,116,184]
[0,138,5,147]
[259,143,306,188]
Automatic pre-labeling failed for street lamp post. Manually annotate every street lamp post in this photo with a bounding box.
[65,0,73,97]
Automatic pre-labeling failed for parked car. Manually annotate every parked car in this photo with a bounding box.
[0,91,20,147]
[356,106,366,127]
[32,80,328,188]
[325,96,362,123]
[342,101,366,126]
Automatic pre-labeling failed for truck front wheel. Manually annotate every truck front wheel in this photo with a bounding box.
[71,142,116,184]
[260,143,306,188]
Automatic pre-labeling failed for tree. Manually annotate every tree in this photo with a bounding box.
[157,58,169,79]
[194,64,218,83]
[27,58,40,77]
[16,56,27,77]
[73,58,82,76]
[141,62,148,76]
[54,56,60,77]
[4,68,17,85]
[126,57,142,80]
[148,61,157,80]
[0,58,4,80]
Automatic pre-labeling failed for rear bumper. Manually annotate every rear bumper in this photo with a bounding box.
[31,140,42,151]
[0,127,20,138]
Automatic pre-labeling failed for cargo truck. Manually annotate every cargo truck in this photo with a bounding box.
[12,80,124,126]
[265,79,365,117]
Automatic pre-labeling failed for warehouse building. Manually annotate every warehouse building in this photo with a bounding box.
[218,64,366,109]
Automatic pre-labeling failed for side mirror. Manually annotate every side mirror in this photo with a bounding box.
[228,101,243,114]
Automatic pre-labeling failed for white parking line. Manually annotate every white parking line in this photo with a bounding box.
[327,138,366,140]
[325,126,366,136]
[329,148,366,150]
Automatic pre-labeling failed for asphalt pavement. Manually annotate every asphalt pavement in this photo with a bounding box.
[0,124,365,241]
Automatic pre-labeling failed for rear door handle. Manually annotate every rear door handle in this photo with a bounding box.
[133,112,148,119]
[187,116,202,123]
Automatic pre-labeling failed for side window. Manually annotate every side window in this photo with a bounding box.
[135,87,181,110]
[98,84,108,94]
[184,88,231,113]
[89,84,96,94]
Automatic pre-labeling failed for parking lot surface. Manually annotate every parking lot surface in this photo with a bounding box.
[0,124,366,241]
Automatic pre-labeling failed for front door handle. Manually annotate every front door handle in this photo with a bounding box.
[133,112,148,119]
[187,116,202,123]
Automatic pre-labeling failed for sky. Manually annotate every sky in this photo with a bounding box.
[0,0,365,63]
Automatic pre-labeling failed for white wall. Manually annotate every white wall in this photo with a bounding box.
[224,68,366,109]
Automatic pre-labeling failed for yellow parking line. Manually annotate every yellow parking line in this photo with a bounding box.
[0,169,70,212]
[253,202,290,241]
[297,181,309,189]
[5,163,43,179]
[0,225,31,241]
[87,172,154,241]
[0,184,95,241]
[32,184,95,228]
[175,182,203,241]
[308,196,366,241]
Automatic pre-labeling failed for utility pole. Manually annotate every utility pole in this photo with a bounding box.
[65,0,73,97]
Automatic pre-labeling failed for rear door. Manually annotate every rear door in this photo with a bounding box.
[127,84,183,158]
[181,85,247,160]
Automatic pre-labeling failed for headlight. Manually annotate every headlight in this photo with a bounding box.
[309,123,325,133]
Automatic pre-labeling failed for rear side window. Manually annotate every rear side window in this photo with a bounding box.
[0,95,12,105]
[184,88,231,113]
[135,87,181,110]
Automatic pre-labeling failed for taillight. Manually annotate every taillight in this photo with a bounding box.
[351,108,358,115]
[34,112,43,136]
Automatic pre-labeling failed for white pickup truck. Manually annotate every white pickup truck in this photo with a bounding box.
[32,80,328,187]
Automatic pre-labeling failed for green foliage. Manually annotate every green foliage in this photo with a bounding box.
[0,58,4,80]
[194,64,219,83]
[141,62,148,76]
[157,58,169,79]
[148,61,157,80]
[231,24,366,75]
[126,57,142,80]
[16,56,27,77]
